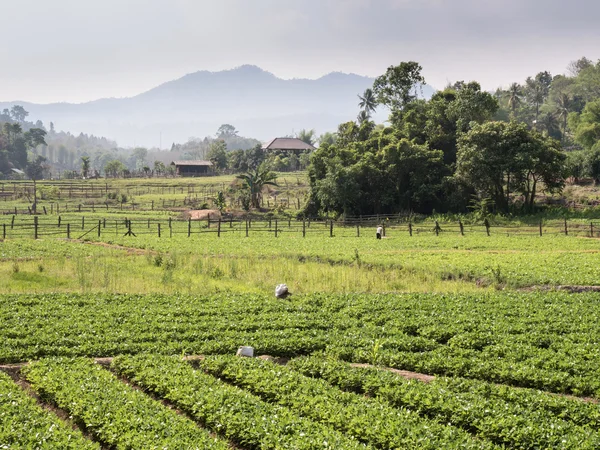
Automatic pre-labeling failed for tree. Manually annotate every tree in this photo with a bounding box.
[104,160,126,178]
[207,140,228,172]
[358,88,377,114]
[132,147,148,170]
[81,156,90,178]
[153,160,166,176]
[217,124,238,138]
[525,72,552,125]
[10,105,29,123]
[318,132,337,146]
[456,121,565,213]
[568,57,593,77]
[446,82,498,134]
[236,164,278,209]
[507,83,523,118]
[372,61,425,111]
[569,99,600,150]
[538,112,561,140]
[26,155,49,181]
[357,110,371,124]
[555,93,573,138]
[297,129,316,146]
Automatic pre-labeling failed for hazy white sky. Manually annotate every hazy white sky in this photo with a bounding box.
[1,0,599,103]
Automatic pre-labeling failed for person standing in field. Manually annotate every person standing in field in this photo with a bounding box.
[376,225,383,240]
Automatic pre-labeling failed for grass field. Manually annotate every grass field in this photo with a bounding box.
[2,177,600,448]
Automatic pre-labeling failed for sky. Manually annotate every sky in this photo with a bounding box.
[1,0,599,104]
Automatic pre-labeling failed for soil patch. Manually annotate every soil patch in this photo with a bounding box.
[183,209,221,221]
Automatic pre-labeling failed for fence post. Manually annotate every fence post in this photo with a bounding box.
[81,216,85,230]
[218,219,221,238]
[275,219,278,238]
[539,220,543,237]
[2,223,5,239]
[357,225,360,237]
[303,220,306,238]
[330,220,334,238]
[147,219,150,229]
[409,222,413,237]
[564,219,568,236]
[591,222,594,238]
[188,218,191,237]
[151,200,154,210]
[207,213,210,228]
[58,216,61,227]
[67,223,71,239]
[34,216,38,239]
[43,206,47,215]
[158,223,161,238]
[459,220,464,236]
[11,215,15,229]
[98,220,101,237]
[435,221,440,236]
[484,219,490,237]
[103,218,106,229]
[245,219,249,237]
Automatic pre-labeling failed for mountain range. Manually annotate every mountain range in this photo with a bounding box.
[0,65,435,148]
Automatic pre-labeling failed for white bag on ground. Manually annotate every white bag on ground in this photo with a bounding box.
[275,284,289,298]
[236,346,254,357]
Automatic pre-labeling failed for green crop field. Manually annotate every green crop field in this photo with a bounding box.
[3,178,600,448]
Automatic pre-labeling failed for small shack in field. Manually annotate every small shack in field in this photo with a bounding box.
[171,160,214,177]
[262,138,316,155]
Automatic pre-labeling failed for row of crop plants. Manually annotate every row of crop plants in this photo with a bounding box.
[4,354,600,449]
[288,355,600,449]
[3,292,600,396]
[0,371,99,449]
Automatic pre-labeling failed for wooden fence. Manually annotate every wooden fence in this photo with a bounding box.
[0,216,598,240]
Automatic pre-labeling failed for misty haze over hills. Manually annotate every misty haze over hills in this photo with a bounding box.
[0,65,435,147]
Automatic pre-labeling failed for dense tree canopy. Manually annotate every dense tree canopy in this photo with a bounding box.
[306,58,600,217]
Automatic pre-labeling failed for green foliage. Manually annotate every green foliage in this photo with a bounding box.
[0,371,98,449]
[207,140,228,171]
[457,121,566,212]
[113,354,366,449]
[23,358,227,449]
[198,356,494,449]
[372,61,425,111]
[289,356,600,449]
[236,163,278,209]
[570,99,600,149]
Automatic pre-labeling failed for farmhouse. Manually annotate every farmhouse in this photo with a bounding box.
[171,160,213,177]
[262,137,316,155]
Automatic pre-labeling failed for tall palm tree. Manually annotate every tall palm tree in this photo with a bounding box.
[358,88,377,114]
[525,78,545,125]
[297,129,316,146]
[538,112,561,139]
[357,110,371,124]
[236,164,278,209]
[556,93,572,138]
[507,83,522,119]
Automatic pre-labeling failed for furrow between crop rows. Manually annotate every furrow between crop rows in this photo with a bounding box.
[289,355,600,449]
[112,354,370,449]
[21,357,229,449]
[197,355,499,450]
